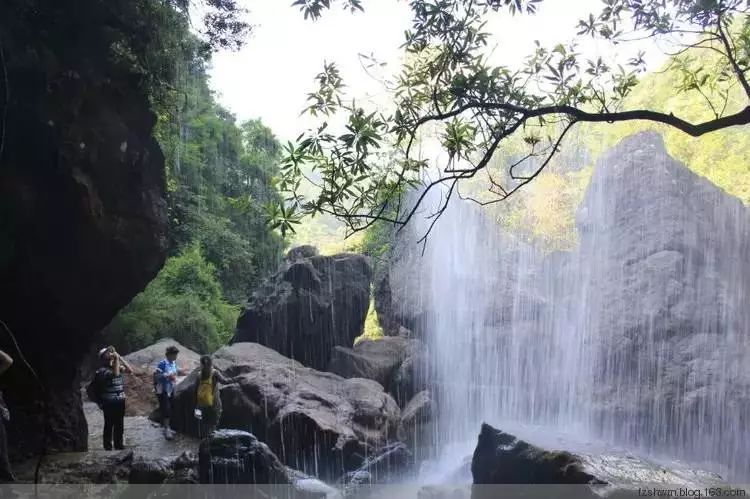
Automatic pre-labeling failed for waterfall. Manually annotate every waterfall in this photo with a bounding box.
[394,132,750,482]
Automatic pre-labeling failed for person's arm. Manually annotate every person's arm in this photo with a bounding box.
[214,370,230,385]
[0,350,13,376]
[117,354,134,374]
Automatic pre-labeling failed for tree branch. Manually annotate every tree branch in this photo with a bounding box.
[413,101,750,138]
[717,17,750,98]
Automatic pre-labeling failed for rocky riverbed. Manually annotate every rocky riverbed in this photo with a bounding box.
[14,400,198,484]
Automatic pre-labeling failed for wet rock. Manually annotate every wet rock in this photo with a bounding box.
[572,131,750,474]
[286,468,344,499]
[326,335,428,410]
[172,343,401,481]
[129,456,175,484]
[397,390,434,447]
[472,423,604,485]
[233,253,373,370]
[14,404,200,485]
[471,423,725,497]
[198,429,290,484]
[327,337,424,402]
[0,0,167,457]
[339,442,412,491]
[389,345,428,408]
[382,222,545,338]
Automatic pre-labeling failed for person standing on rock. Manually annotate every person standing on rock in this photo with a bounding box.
[0,349,15,481]
[95,346,134,450]
[193,355,229,438]
[155,345,184,440]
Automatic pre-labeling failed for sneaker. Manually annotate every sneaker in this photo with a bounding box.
[164,428,174,440]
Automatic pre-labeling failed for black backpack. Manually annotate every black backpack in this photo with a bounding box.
[86,369,104,406]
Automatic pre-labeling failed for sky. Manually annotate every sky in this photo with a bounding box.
[206,0,664,142]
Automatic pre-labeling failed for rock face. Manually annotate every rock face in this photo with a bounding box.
[380,210,545,340]
[569,131,750,475]
[471,423,724,495]
[383,131,749,479]
[233,251,373,370]
[0,0,167,458]
[170,343,401,480]
[327,336,427,407]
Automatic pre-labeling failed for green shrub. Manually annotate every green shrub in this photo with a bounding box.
[104,246,238,354]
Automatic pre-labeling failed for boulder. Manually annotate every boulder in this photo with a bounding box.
[198,429,290,484]
[327,337,425,403]
[233,253,373,370]
[471,423,724,498]
[327,335,428,408]
[472,424,605,485]
[198,431,343,496]
[0,0,167,457]
[123,338,201,373]
[171,343,401,480]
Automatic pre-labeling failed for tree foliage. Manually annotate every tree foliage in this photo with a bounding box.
[102,0,285,352]
[157,58,285,302]
[273,0,750,242]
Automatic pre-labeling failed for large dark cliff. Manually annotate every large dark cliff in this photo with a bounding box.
[0,0,167,458]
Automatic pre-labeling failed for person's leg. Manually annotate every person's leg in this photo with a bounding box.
[102,403,114,450]
[159,393,172,439]
[196,406,210,439]
[0,420,15,481]
[114,400,125,450]
[204,407,217,436]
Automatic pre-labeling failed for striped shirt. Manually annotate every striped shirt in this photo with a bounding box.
[96,367,125,403]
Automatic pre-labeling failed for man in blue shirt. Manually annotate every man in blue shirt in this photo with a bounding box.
[154,345,183,440]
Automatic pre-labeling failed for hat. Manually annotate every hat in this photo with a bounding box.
[99,348,108,359]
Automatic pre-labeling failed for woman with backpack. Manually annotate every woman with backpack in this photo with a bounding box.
[92,346,133,450]
[193,355,229,438]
